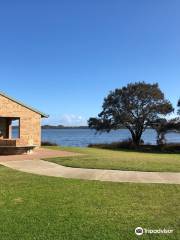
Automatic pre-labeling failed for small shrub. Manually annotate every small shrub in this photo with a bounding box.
[89,141,180,153]
[41,141,58,146]
[161,144,180,153]
[88,139,134,149]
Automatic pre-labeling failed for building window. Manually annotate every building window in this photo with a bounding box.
[12,119,20,139]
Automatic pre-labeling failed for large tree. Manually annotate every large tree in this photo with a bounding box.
[88,82,173,145]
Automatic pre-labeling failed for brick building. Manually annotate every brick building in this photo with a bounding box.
[0,92,48,154]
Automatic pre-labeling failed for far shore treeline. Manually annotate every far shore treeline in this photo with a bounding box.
[13,125,89,129]
[41,125,149,130]
[41,125,89,129]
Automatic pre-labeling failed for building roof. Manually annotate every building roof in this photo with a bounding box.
[0,92,49,118]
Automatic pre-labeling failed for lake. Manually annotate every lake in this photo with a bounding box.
[41,129,180,147]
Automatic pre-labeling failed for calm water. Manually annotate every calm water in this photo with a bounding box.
[41,129,180,147]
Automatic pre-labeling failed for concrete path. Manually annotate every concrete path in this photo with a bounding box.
[1,159,180,184]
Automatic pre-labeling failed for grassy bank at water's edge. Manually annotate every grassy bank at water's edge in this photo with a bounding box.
[44,146,180,172]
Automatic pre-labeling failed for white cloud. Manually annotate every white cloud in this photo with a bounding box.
[59,114,87,126]
[42,114,88,126]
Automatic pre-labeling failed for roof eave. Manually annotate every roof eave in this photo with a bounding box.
[0,91,49,118]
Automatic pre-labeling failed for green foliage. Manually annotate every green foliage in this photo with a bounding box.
[89,82,173,145]
[89,141,180,153]
[41,141,58,146]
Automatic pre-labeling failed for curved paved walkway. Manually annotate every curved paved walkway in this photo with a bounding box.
[1,159,180,184]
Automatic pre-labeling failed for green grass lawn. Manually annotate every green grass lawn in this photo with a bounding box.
[0,165,179,240]
[44,146,180,172]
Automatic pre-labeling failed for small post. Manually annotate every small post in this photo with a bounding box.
[6,119,12,139]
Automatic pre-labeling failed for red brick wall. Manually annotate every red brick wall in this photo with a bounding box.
[0,95,42,147]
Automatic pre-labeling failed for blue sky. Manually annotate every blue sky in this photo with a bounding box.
[0,0,179,125]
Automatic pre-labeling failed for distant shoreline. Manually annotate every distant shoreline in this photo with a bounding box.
[41,125,127,130]
[41,125,89,129]
[13,125,89,129]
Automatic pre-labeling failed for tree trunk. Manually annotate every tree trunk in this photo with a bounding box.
[126,126,143,146]
[132,135,141,146]
[157,132,166,145]
[131,131,142,146]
